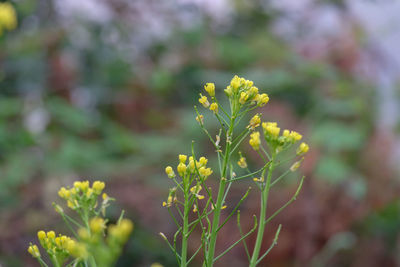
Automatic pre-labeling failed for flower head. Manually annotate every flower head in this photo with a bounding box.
[209,103,218,114]
[248,114,261,130]
[249,132,261,150]
[296,142,309,155]
[204,83,215,97]
[199,94,210,108]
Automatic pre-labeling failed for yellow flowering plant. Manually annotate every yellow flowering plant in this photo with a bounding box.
[28,181,133,267]
[161,75,309,266]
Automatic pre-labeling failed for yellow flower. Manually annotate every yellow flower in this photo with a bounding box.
[165,166,175,178]
[239,92,249,104]
[28,244,40,258]
[108,219,134,243]
[230,75,241,91]
[289,131,302,142]
[177,162,187,176]
[255,93,269,106]
[262,122,280,137]
[89,217,105,234]
[92,181,105,194]
[248,114,261,130]
[237,157,247,168]
[198,94,210,108]
[199,166,213,178]
[296,142,309,155]
[248,86,259,98]
[67,240,88,259]
[47,231,55,239]
[37,231,46,242]
[209,103,218,114]
[204,82,215,97]
[249,131,261,150]
[198,156,208,166]
[58,187,70,199]
[0,3,17,34]
[283,129,290,137]
[179,154,187,163]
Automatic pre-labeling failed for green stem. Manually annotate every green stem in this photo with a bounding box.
[180,177,190,267]
[249,152,276,267]
[205,116,235,266]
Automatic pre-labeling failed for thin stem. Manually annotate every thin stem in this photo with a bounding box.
[180,175,190,267]
[205,114,235,266]
[265,176,305,224]
[256,224,282,264]
[270,169,291,187]
[213,215,258,262]
[237,211,251,261]
[249,152,276,267]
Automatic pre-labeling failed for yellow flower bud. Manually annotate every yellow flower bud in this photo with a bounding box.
[249,132,261,150]
[230,75,241,91]
[198,94,210,108]
[248,114,261,130]
[198,156,208,166]
[47,231,55,239]
[209,103,218,114]
[91,181,105,194]
[239,92,249,104]
[28,244,40,258]
[179,154,187,163]
[37,231,46,241]
[237,157,247,168]
[177,162,187,176]
[204,82,215,97]
[256,93,269,106]
[89,217,105,234]
[165,166,175,178]
[296,142,309,155]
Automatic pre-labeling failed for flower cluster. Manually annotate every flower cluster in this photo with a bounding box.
[0,2,17,36]
[224,75,269,108]
[28,230,75,266]
[248,120,309,159]
[28,180,133,267]
[165,154,213,181]
[58,180,105,211]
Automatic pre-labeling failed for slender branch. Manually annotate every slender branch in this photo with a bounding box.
[265,176,305,224]
[256,224,282,264]
[213,215,258,262]
[237,211,251,261]
[217,187,251,232]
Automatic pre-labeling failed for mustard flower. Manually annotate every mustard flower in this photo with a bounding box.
[248,114,261,130]
[165,166,175,178]
[28,244,40,258]
[177,162,187,176]
[209,103,218,114]
[249,132,261,150]
[296,142,309,155]
[204,83,215,97]
[237,157,247,168]
[199,94,210,108]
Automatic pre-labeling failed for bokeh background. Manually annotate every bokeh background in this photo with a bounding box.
[1,0,400,266]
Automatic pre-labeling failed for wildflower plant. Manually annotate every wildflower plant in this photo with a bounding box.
[28,181,133,267]
[161,76,309,266]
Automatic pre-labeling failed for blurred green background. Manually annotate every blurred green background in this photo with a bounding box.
[1,0,400,266]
